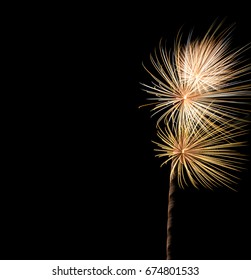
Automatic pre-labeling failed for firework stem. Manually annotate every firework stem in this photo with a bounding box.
[166,161,176,260]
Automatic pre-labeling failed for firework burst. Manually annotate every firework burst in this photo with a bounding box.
[141,22,251,131]
[153,115,248,191]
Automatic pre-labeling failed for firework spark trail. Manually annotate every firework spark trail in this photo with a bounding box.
[166,162,176,260]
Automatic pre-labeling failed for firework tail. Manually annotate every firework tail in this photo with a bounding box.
[166,161,176,260]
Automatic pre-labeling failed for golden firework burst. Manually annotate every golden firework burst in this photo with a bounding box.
[153,116,248,191]
[141,22,251,130]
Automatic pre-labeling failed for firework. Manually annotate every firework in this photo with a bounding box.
[141,22,251,131]
[153,115,248,191]
[140,20,251,259]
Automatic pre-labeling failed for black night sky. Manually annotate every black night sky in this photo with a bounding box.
[2,13,251,260]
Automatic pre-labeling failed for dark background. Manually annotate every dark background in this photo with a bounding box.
[2,13,251,260]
